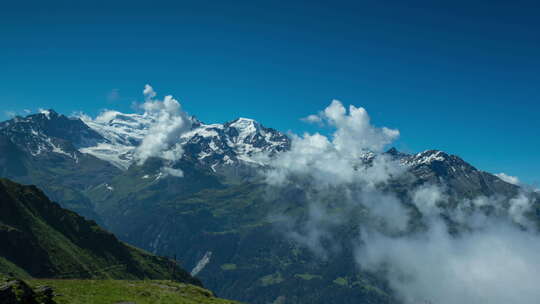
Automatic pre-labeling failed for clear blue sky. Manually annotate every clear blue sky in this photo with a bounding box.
[1,0,539,184]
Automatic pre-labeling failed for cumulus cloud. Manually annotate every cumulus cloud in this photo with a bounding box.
[134,84,191,166]
[495,172,520,185]
[320,100,399,155]
[143,84,157,99]
[264,100,402,187]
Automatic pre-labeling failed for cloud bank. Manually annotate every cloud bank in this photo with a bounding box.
[263,100,540,304]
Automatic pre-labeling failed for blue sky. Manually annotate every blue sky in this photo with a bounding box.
[1,0,539,184]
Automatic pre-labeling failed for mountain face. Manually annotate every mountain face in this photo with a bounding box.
[0,178,199,285]
[389,148,519,197]
[0,110,536,304]
[78,111,290,174]
[0,110,104,158]
[0,110,289,178]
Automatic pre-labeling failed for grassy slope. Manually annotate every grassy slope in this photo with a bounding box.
[28,279,240,304]
[0,178,198,284]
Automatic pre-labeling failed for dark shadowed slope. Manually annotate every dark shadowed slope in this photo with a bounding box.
[0,178,199,285]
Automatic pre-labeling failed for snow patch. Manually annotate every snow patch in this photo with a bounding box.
[191,251,212,276]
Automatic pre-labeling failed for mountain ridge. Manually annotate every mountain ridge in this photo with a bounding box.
[0,109,536,304]
[0,110,517,187]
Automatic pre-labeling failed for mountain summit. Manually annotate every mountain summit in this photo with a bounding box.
[78,111,290,172]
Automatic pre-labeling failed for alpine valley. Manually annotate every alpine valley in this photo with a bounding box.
[1,105,538,304]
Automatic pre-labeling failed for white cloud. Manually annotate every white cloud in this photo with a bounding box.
[143,84,156,99]
[322,100,399,156]
[134,84,192,166]
[264,100,402,187]
[355,181,538,303]
[300,114,323,124]
[495,172,520,185]
[410,184,447,218]
[357,218,540,304]
[161,166,184,178]
[262,100,540,304]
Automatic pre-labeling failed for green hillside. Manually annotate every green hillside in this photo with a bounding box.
[0,178,197,284]
[0,275,239,304]
[27,279,239,304]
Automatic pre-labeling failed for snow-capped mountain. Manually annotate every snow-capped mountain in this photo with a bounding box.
[79,111,154,169]
[181,117,290,172]
[0,110,104,161]
[385,148,519,196]
[0,110,535,304]
[0,110,519,193]
[78,111,290,171]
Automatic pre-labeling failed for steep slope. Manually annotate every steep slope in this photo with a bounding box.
[0,178,199,285]
[389,148,520,197]
[0,112,121,220]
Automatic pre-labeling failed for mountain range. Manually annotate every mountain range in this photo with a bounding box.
[0,109,538,304]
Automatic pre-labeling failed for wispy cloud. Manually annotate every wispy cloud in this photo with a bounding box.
[3,110,16,118]
[495,172,520,185]
[106,88,121,102]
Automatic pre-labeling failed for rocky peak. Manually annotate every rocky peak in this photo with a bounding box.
[0,110,105,159]
[73,110,291,171]
[385,147,410,159]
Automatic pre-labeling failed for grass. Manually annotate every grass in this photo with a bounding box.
[259,272,284,287]
[0,256,30,278]
[28,279,240,304]
[220,264,237,271]
[333,277,348,287]
[294,273,322,281]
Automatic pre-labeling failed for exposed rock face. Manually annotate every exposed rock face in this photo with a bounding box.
[0,277,55,304]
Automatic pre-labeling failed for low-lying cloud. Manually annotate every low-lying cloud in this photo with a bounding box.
[263,99,540,304]
[357,220,540,304]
